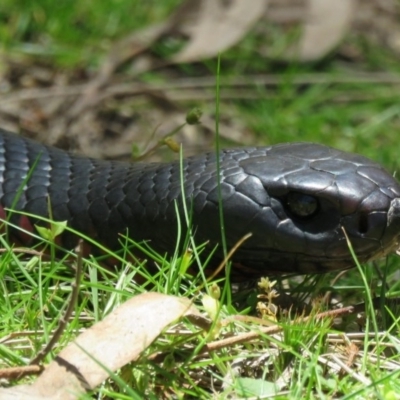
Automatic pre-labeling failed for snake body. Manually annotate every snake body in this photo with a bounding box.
[0,128,399,276]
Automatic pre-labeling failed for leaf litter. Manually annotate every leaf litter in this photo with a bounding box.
[1,0,398,161]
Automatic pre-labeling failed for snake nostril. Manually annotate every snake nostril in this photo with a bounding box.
[358,212,369,234]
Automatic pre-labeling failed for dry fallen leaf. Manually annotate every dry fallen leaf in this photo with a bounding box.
[276,0,356,61]
[0,293,201,400]
[173,0,269,63]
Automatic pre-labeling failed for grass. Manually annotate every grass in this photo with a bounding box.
[1,231,399,398]
[0,0,181,66]
[240,81,400,168]
[1,204,400,398]
[1,1,400,398]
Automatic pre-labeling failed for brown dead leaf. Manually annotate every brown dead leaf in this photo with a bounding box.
[0,293,201,400]
[279,0,356,61]
[173,0,269,63]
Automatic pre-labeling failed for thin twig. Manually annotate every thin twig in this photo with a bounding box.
[201,306,355,353]
[2,72,400,106]
[0,365,44,380]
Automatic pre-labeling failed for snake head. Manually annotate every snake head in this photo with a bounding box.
[189,144,400,275]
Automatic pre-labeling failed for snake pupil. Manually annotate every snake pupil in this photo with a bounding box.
[286,192,318,218]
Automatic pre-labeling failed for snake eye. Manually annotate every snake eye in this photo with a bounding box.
[286,192,319,218]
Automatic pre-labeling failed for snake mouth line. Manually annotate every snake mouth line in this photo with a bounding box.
[229,238,400,275]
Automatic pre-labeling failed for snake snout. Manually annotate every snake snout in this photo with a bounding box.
[341,210,385,247]
[342,195,400,262]
[349,201,400,240]
[354,210,388,239]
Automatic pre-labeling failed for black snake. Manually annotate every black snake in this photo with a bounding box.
[0,128,399,276]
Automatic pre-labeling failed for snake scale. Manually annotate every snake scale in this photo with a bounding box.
[0,128,399,276]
